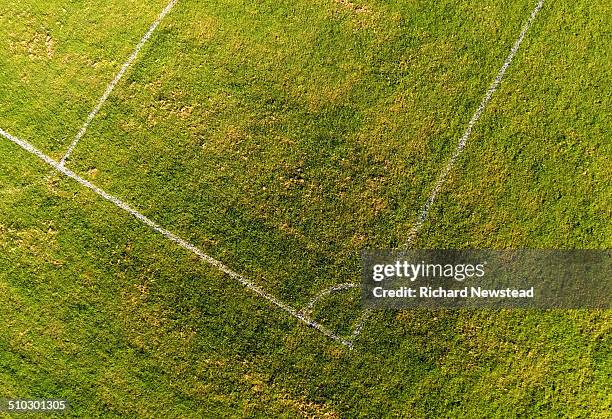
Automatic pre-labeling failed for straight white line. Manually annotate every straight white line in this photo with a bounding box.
[0,128,353,348]
[59,0,179,166]
[347,0,546,344]
[403,0,545,247]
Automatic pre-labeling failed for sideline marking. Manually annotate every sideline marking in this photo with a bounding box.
[0,128,353,348]
[403,0,545,247]
[350,0,545,343]
[59,0,179,166]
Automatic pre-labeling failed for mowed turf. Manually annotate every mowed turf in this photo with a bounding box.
[0,0,610,417]
[0,142,610,417]
[66,0,535,309]
[0,139,346,416]
[0,143,609,417]
[416,0,612,249]
[0,0,169,155]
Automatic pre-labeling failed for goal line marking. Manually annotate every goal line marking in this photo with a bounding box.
[350,0,545,342]
[0,127,353,348]
[59,0,179,166]
[403,0,545,247]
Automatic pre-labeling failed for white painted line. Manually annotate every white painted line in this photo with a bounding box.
[350,309,373,339]
[0,127,353,348]
[403,0,545,247]
[300,283,371,344]
[301,283,359,315]
[59,0,179,166]
[347,0,546,343]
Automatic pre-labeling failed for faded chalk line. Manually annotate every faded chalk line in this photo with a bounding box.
[349,0,545,343]
[300,283,359,315]
[351,309,373,338]
[59,0,179,166]
[0,128,353,348]
[403,0,545,247]
[301,283,372,342]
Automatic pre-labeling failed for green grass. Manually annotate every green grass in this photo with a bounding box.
[0,0,610,417]
[0,0,169,153]
[66,0,536,307]
[417,0,612,249]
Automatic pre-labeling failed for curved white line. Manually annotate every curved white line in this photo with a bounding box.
[301,283,359,314]
[1,127,353,348]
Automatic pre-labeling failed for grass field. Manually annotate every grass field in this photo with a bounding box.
[0,0,610,417]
